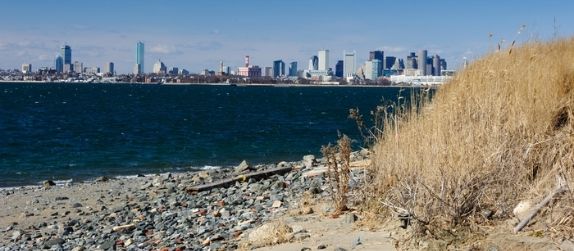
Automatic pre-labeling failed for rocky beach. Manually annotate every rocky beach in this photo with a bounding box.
[0,150,393,251]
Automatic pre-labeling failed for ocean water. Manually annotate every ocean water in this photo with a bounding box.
[0,83,411,187]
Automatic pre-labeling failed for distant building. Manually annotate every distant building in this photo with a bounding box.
[63,64,73,74]
[104,62,114,75]
[85,67,100,74]
[170,67,179,75]
[21,64,32,74]
[318,50,329,71]
[418,50,428,75]
[134,41,145,74]
[237,55,262,78]
[73,61,83,74]
[344,52,356,78]
[369,50,384,76]
[364,59,381,80]
[264,67,273,77]
[288,61,298,77]
[440,58,447,70]
[273,60,285,78]
[335,60,344,78]
[61,45,72,65]
[153,60,167,74]
[384,56,396,70]
[406,52,417,69]
[179,69,190,75]
[432,55,441,76]
[308,56,318,70]
[55,55,64,73]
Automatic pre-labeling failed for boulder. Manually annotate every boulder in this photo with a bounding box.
[234,160,251,173]
[43,180,56,188]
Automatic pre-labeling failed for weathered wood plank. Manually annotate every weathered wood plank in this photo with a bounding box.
[186,166,293,193]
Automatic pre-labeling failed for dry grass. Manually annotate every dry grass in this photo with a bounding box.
[322,135,352,216]
[365,38,574,241]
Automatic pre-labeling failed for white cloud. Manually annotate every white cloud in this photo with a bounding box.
[149,44,178,54]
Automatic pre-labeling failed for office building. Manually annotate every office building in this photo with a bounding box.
[170,67,179,75]
[85,67,100,74]
[237,55,262,78]
[406,52,417,69]
[21,64,32,74]
[432,55,441,76]
[289,62,297,77]
[344,52,356,78]
[61,45,72,65]
[308,56,318,70]
[369,51,384,61]
[55,55,64,73]
[364,59,381,80]
[153,60,167,74]
[440,59,447,71]
[63,64,73,74]
[273,60,285,78]
[335,60,344,78]
[384,56,396,70]
[318,50,329,71]
[264,67,273,77]
[418,50,428,75]
[134,41,144,74]
[73,61,83,74]
[104,62,114,75]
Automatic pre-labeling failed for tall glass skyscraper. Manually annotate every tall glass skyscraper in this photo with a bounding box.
[55,55,64,73]
[273,60,285,78]
[61,45,71,65]
[135,41,145,74]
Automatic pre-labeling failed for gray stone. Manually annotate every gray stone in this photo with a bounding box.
[334,248,348,251]
[43,180,56,188]
[234,160,250,173]
[44,238,65,248]
[317,244,327,249]
[11,230,22,241]
[99,239,115,250]
[95,176,110,182]
[71,202,83,208]
[561,240,574,251]
[55,196,69,201]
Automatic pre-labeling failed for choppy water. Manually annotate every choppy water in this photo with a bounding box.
[0,83,409,187]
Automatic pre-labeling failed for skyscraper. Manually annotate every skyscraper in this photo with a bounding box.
[384,56,396,70]
[273,60,285,78]
[344,52,356,78]
[418,50,428,75]
[21,64,32,74]
[369,50,384,76]
[308,56,318,70]
[55,55,64,73]
[318,50,329,71]
[432,55,441,76]
[153,60,167,74]
[105,62,115,75]
[135,41,144,74]
[73,61,83,74]
[335,60,344,78]
[289,61,298,77]
[61,45,72,65]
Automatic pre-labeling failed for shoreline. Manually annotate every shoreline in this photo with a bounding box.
[0,151,384,250]
[0,80,431,88]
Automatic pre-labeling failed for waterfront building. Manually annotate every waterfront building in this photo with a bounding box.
[418,49,428,75]
[344,51,356,78]
[153,60,167,74]
[73,61,83,74]
[104,62,114,76]
[21,64,32,74]
[135,41,145,74]
[237,56,262,78]
[179,69,190,75]
[264,67,273,77]
[289,62,297,77]
[61,45,72,65]
[85,67,100,74]
[432,55,441,76]
[273,60,285,78]
[318,50,329,71]
[335,60,343,78]
[440,58,447,71]
[55,55,64,73]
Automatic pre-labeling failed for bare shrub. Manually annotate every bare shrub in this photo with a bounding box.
[322,134,352,216]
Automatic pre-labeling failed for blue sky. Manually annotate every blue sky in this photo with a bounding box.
[0,0,572,73]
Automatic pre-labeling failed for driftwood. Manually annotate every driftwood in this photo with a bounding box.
[513,176,569,233]
[186,166,293,193]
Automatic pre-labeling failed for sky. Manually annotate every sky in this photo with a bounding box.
[0,0,573,74]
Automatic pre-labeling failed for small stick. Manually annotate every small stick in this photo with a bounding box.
[513,183,568,233]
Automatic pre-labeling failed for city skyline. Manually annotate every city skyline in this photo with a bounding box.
[0,0,573,73]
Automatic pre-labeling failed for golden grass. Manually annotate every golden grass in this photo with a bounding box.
[366,38,574,239]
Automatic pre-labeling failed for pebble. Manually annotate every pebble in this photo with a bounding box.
[0,152,369,250]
